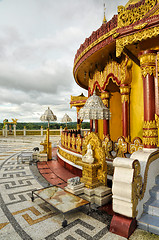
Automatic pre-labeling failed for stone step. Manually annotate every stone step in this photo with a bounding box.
[155,175,159,185]
[138,213,159,235]
[149,185,159,200]
[144,199,159,217]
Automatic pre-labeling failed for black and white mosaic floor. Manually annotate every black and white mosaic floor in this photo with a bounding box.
[0,137,157,240]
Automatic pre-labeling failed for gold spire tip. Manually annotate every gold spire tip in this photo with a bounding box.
[103,3,107,24]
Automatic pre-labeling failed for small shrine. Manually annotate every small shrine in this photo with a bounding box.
[3,118,18,136]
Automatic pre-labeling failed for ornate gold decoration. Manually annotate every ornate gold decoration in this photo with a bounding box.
[113,32,120,39]
[71,134,76,151]
[116,26,159,57]
[102,135,113,158]
[114,136,128,157]
[64,133,68,148]
[70,95,87,109]
[58,147,82,165]
[139,52,156,77]
[129,137,143,154]
[61,132,64,146]
[117,0,157,28]
[76,134,83,153]
[120,86,130,103]
[101,91,110,107]
[141,66,156,78]
[3,118,18,125]
[73,27,117,71]
[89,57,131,93]
[67,133,71,149]
[77,132,107,188]
[133,22,148,30]
[132,160,142,218]
[143,120,158,146]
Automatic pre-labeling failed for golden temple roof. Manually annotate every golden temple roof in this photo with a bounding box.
[125,0,141,8]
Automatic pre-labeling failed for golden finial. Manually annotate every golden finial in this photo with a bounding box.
[103,3,107,24]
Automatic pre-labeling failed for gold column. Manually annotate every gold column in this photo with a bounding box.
[101,91,110,137]
[120,85,130,141]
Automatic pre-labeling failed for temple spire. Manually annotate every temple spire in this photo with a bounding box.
[103,3,107,24]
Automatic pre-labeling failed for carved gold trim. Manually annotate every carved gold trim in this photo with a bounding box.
[114,136,128,157]
[76,134,82,153]
[101,91,110,107]
[102,135,113,159]
[120,86,130,103]
[133,22,148,30]
[129,137,143,154]
[121,95,129,103]
[132,160,142,218]
[139,52,156,77]
[141,66,156,78]
[73,27,117,71]
[143,120,157,128]
[116,26,159,57]
[89,57,131,93]
[117,0,156,28]
[143,120,158,146]
[58,148,81,165]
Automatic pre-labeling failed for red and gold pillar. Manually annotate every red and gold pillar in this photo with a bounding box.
[139,50,158,148]
[120,85,130,140]
[101,91,110,136]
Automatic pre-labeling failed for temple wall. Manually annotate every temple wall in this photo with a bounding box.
[110,92,122,141]
[130,62,143,140]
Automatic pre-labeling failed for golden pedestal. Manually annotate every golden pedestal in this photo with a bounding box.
[79,162,101,189]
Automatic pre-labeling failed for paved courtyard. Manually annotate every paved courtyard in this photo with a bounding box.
[0,136,159,240]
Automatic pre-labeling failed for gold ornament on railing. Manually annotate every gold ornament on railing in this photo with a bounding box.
[72,134,76,151]
[114,136,128,157]
[68,133,71,149]
[102,135,113,159]
[76,134,82,153]
[129,137,143,154]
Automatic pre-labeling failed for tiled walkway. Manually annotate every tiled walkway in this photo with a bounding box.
[0,137,158,240]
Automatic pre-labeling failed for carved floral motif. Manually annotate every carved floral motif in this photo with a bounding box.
[118,0,157,28]
[116,26,159,57]
[114,136,128,157]
[129,137,143,154]
[143,120,158,146]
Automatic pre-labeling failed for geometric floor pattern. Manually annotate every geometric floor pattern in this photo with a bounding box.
[0,136,158,240]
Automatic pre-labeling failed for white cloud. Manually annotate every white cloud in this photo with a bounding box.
[0,0,128,122]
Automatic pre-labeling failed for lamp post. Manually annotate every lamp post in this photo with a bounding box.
[40,107,57,160]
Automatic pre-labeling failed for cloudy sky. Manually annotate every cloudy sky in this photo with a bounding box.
[0,0,128,122]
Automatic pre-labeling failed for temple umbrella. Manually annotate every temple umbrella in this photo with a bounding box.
[61,113,72,127]
[40,107,57,128]
[78,91,110,121]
